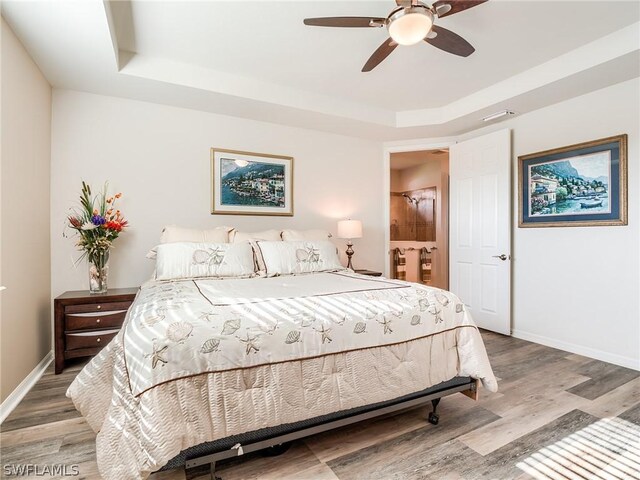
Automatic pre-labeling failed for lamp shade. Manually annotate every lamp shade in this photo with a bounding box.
[337,220,363,239]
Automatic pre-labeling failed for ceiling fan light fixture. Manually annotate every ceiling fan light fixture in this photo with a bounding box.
[387,6,434,46]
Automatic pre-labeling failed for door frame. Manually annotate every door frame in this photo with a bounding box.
[383,140,455,278]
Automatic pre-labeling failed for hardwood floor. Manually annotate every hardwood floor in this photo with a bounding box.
[1,331,638,479]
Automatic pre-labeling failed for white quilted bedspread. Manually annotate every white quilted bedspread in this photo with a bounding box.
[124,272,493,396]
[67,272,497,479]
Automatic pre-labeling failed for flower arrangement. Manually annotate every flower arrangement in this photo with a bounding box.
[67,181,128,293]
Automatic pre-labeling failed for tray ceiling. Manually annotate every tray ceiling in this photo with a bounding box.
[2,0,639,139]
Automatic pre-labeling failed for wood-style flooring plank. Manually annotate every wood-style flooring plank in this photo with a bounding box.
[489,342,570,382]
[326,406,499,479]
[618,402,640,425]
[479,363,590,417]
[306,395,479,463]
[279,462,340,480]
[457,390,589,455]
[567,359,640,400]
[582,377,640,419]
[0,417,91,448]
[435,409,602,480]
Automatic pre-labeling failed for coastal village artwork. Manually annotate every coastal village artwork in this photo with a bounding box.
[211,148,294,216]
[528,152,611,216]
[519,135,627,228]
[220,158,286,208]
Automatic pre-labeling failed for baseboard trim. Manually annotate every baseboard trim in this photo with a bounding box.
[0,351,53,424]
[511,330,639,371]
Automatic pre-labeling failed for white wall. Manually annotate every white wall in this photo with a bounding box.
[1,18,52,403]
[459,78,640,369]
[50,90,384,297]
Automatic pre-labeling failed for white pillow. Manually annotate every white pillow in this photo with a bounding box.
[155,242,256,281]
[161,225,233,243]
[231,229,282,275]
[147,225,234,259]
[257,240,345,277]
[281,229,332,241]
[231,229,282,243]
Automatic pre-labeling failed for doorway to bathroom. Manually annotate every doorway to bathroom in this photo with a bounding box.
[389,149,449,289]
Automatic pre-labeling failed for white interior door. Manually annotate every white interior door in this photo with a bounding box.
[449,129,511,334]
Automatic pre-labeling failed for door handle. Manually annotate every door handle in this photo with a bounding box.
[492,254,509,261]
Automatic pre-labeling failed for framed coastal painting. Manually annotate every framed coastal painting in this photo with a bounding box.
[518,134,627,228]
[211,148,294,216]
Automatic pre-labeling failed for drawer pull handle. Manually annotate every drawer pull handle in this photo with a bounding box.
[96,338,101,343]
[97,305,102,310]
[96,319,101,324]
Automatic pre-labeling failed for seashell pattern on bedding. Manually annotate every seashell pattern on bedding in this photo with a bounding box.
[67,270,497,480]
[200,338,220,353]
[121,271,496,397]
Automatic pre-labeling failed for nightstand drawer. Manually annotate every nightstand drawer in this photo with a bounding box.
[65,329,119,351]
[65,310,128,331]
[65,301,132,314]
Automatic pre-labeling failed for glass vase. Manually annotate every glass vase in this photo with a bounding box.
[88,251,109,294]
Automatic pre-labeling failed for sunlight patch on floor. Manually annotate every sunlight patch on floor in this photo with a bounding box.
[516,417,640,480]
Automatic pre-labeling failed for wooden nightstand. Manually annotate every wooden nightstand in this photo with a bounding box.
[354,269,383,277]
[54,287,138,374]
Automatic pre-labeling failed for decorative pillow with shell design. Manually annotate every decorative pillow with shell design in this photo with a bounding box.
[257,240,345,277]
[155,242,256,281]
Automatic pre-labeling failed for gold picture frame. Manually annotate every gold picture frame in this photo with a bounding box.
[518,134,627,228]
[211,148,294,216]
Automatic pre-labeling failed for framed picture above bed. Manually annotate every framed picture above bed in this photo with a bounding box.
[518,134,627,228]
[211,148,294,216]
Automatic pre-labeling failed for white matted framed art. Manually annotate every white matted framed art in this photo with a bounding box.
[211,148,294,216]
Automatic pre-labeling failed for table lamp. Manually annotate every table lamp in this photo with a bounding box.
[337,219,363,270]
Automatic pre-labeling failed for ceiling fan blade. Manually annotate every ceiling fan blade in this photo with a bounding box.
[303,17,385,28]
[362,38,398,72]
[432,0,488,18]
[395,0,413,6]
[425,25,475,57]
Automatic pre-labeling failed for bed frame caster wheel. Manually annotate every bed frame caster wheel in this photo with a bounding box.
[428,397,440,425]
[428,412,439,425]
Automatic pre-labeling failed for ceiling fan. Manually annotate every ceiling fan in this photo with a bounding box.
[304,0,487,72]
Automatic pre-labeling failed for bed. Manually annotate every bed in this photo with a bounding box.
[67,237,497,480]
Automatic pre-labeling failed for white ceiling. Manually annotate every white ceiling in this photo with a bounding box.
[2,0,639,140]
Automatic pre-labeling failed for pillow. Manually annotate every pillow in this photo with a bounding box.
[231,229,282,243]
[155,242,256,281]
[281,229,332,241]
[147,225,234,259]
[161,225,233,243]
[231,229,282,275]
[257,240,345,277]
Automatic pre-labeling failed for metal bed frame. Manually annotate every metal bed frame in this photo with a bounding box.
[158,376,478,480]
